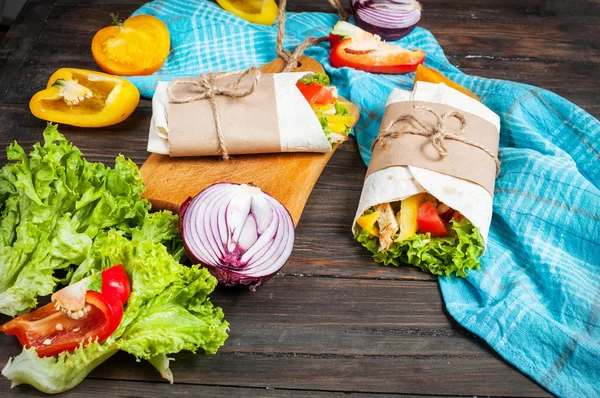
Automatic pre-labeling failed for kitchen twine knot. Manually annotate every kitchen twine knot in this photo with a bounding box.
[372,105,501,174]
[168,67,262,160]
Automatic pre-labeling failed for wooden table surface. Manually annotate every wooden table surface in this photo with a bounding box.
[0,0,598,397]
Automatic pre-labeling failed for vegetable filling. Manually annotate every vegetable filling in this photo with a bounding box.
[355,193,485,276]
[296,73,353,144]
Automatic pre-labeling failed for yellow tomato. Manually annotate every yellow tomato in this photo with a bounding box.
[92,14,170,76]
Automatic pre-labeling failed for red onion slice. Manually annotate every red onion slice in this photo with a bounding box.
[181,183,295,289]
[351,0,422,41]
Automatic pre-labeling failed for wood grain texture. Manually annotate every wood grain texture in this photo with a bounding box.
[0,277,551,397]
[0,378,479,398]
[0,0,597,397]
[140,56,359,225]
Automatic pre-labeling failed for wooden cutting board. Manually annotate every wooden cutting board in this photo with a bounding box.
[140,56,360,226]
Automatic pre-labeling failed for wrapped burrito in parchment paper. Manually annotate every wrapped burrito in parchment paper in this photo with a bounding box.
[353,81,501,277]
[148,72,355,156]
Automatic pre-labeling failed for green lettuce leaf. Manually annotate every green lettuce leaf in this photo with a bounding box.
[131,211,185,262]
[0,124,150,315]
[334,102,349,116]
[2,229,228,394]
[355,218,485,277]
[299,72,330,86]
[1,342,119,394]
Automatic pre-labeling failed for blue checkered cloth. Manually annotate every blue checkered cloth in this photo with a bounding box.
[128,1,600,396]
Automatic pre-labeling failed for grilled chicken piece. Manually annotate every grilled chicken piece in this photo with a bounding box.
[375,203,399,251]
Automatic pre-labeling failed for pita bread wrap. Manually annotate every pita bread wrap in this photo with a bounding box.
[353,82,501,276]
[148,72,347,156]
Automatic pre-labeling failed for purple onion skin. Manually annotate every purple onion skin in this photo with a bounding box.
[351,1,419,41]
[179,196,193,234]
[180,183,293,291]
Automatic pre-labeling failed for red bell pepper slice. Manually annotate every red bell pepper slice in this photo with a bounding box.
[0,265,129,357]
[328,21,425,74]
[295,81,336,105]
[417,201,448,237]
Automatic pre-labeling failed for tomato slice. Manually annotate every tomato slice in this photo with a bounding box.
[417,201,448,237]
[330,38,425,74]
[0,265,129,357]
[101,264,130,306]
[295,81,335,105]
[91,14,170,76]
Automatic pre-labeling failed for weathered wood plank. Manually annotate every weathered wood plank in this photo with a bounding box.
[0,378,475,398]
[0,0,594,397]
[0,278,550,396]
[0,0,54,98]
[59,351,551,397]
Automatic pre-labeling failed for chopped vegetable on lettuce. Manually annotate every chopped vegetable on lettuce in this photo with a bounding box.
[296,73,354,145]
[355,218,485,277]
[0,124,150,316]
[0,125,229,394]
[2,225,228,394]
[299,72,330,86]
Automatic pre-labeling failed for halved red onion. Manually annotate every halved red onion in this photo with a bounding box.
[351,0,422,41]
[180,183,295,290]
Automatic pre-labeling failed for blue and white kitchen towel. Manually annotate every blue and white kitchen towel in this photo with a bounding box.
[127,1,600,396]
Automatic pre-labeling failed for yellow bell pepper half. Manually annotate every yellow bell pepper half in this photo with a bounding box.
[29,68,140,128]
[216,0,278,25]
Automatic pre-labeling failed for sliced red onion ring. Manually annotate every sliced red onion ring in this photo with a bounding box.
[181,183,295,289]
[351,0,422,41]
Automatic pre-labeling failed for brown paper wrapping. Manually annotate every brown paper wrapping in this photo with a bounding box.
[167,73,281,157]
[367,101,499,195]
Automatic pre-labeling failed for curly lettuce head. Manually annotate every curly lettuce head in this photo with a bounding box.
[0,124,150,315]
[2,228,228,394]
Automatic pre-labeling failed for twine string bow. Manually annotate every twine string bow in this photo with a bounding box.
[167,67,262,159]
[373,105,500,174]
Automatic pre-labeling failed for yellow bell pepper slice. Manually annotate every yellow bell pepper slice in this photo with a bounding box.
[216,0,278,25]
[357,211,379,237]
[29,68,140,128]
[312,104,335,114]
[326,114,355,134]
[396,193,426,241]
[325,114,355,126]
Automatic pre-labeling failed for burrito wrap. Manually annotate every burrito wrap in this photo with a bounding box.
[353,82,501,244]
[148,72,332,156]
